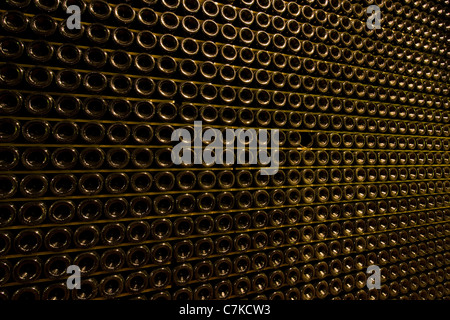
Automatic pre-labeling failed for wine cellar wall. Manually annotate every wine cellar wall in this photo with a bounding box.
[0,0,449,300]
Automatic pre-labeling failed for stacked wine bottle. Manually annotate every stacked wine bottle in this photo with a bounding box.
[0,0,449,300]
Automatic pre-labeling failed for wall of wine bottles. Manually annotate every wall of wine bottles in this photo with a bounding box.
[0,0,449,300]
